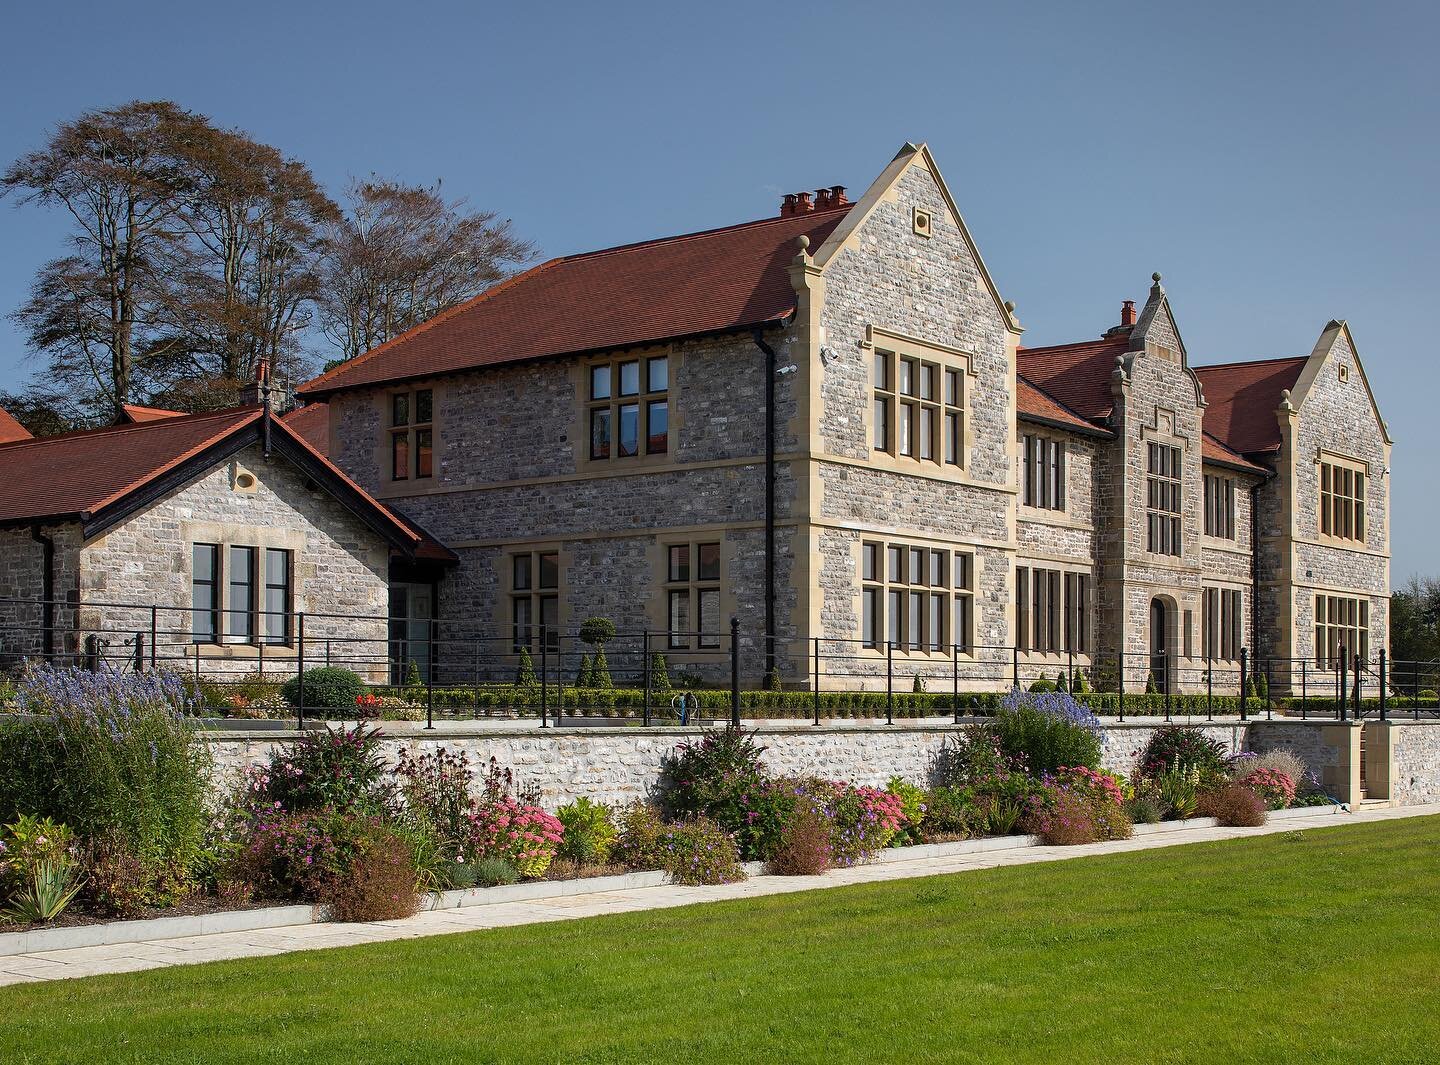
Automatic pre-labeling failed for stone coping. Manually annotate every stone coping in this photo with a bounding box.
[195,715,1371,742]
[0,806,1349,957]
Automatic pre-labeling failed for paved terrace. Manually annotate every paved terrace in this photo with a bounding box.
[2,802,1434,986]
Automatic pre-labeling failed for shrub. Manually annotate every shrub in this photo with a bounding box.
[611,802,669,869]
[661,816,744,886]
[0,666,210,902]
[1156,767,1201,819]
[1237,767,1296,810]
[590,648,613,689]
[885,776,927,846]
[280,667,365,710]
[648,653,673,694]
[556,798,617,864]
[767,799,833,876]
[514,648,538,689]
[468,798,563,878]
[1024,786,1097,846]
[322,824,420,922]
[1049,767,1132,841]
[1231,748,1309,791]
[657,725,769,854]
[993,689,1102,774]
[933,725,1025,789]
[830,784,905,865]
[1138,726,1229,780]
[921,786,981,837]
[1028,678,1056,693]
[1197,783,1267,827]
[2,861,82,924]
[392,746,477,857]
[1126,795,1163,825]
[0,814,74,895]
[259,725,394,817]
[576,654,593,688]
[579,617,617,647]
[81,836,152,918]
[471,856,519,887]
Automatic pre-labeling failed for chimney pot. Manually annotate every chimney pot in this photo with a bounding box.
[1120,299,1137,327]
[814,187,832,209]
[794,191,814,213]
[780,193,797,218]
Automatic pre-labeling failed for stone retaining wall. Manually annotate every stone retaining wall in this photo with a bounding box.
[200,717,1428,811]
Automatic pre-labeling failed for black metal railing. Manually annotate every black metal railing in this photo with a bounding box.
[1,595,1436,728]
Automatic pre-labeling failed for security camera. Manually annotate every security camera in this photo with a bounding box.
[776,364,798,375]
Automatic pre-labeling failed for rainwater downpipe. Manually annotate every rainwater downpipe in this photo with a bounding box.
[30,525,55,658]
[751,327,778,682]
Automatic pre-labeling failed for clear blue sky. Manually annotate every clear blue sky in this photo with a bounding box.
[1,1,1435,579]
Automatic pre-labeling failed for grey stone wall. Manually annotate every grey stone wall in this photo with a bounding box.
[1387,722,1440,806]
[74,443,391,676]
[199,716,1413,812]
[1287,329,1390,664]
[0,523,83,661]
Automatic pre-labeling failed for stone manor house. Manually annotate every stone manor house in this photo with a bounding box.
[0,142,1391,692]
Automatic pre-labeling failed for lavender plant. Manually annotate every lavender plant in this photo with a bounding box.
[0,666,210,901]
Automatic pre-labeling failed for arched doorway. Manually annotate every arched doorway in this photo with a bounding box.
[1149,598,1169,692]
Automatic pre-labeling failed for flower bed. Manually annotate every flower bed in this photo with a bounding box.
[0,669,1339,935]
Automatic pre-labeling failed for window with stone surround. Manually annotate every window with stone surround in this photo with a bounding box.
[1202,587,1242,661]
[588,355,668,461]
[511,550,560,652]
[861,541,972,654]
[1203,474,1235,540]
[872,350,964,468]
[1315,595,1368,669]
[665,541,721,650]
[191,544,220,643]
[1021,433,1065,510]
[389,388,434,481]
[1016,566,1089,654]
[1146,442,1183,556]
[1319,458,1366,543]
[191,543,293,646]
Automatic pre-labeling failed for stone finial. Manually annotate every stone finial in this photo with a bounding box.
[792,233,812,266]
[1278,388,1295,414]
[797,234,810,252]
[1150,271,1164,296]
[1111,354,1128,382]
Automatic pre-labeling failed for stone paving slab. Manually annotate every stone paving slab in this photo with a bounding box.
[2,803,1435,987]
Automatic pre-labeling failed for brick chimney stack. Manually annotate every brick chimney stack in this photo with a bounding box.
[793,191,813,214]
[1121,299,1137,327]
[814,187,832,210]
[829,185,849,207]
[781,186,850,217]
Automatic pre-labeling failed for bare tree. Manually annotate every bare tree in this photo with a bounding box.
[3,101,205,422]
[318,179,535,362]
[145,127,338,409]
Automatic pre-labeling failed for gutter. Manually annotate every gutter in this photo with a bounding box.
[751,327,779,683]
[29,525,54,658]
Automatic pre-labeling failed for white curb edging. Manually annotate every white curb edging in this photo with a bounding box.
[0,804,1350,957]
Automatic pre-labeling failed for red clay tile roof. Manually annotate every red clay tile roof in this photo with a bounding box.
[1194,357,1307,455]
[299,206,854,398]
[1017,376,1111,436]
[283,402,328,456]
[119,403,184,423]
[0,408,31,444]
[1016,336,1130,424]
[0,407,443,558]
[1201,431,1269,474]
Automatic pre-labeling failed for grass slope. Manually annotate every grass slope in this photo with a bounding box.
[2,818,1437,1064]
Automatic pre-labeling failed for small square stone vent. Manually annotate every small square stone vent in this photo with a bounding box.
[912,206,933,239]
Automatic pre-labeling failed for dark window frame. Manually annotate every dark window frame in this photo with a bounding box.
[389,387,435,481]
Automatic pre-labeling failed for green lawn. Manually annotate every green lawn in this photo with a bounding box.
[3,818,1438,1064]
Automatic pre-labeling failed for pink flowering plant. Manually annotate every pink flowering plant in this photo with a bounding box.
[1239,767,1296,809]
[467,798,563,878]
